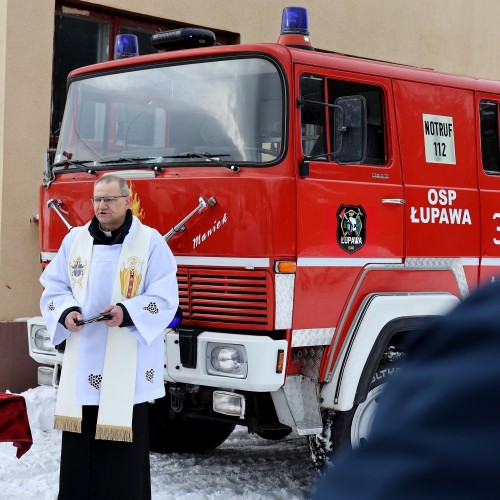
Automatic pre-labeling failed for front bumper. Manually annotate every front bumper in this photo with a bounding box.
[27,315,289,393]
[165,330,288,392]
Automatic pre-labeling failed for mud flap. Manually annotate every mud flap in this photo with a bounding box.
[270,375,323,435]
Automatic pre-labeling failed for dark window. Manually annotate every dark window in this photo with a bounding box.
[51,6,239,147]
[300,75,326,157]
[299,74,386,165]
[328,80,385,165]
[480,99,500,173]
[52,14,109,145]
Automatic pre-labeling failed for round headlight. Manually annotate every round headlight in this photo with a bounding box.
[33,326,53,351]
[208,344,247,377]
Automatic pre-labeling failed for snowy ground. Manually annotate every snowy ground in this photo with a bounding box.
[0,386,317,499]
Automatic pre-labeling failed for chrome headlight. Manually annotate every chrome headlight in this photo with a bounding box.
[207,343,248,378]
[31,325,56,353]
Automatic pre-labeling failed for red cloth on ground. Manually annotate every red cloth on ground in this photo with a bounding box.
[0,392,33,458]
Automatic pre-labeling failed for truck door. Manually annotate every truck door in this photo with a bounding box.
[294,67,404,330]
[393,80,480,291]
[476,94,500,285]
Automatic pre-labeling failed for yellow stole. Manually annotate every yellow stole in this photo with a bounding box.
[54,217,151,442]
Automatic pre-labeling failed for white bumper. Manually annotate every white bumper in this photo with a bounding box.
[165,330,288,392]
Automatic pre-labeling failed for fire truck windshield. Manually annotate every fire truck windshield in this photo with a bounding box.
[54,56,285,171]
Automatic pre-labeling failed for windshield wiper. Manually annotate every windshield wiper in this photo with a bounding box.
[96,156,156,164]
[52,152,241,174]
[52,159,95,168]
[51,157,166,174]
[51,159,99,174]
[165,152,240,172]
[84,157,166,172]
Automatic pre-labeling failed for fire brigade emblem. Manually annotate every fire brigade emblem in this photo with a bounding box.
[337,205,366,254]
[69,257,87,288]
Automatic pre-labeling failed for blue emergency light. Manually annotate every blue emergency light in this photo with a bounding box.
[278,6,313,49]
[114,34,139,59]
[280,6,309,35]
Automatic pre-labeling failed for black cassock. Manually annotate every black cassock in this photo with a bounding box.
[58,403,150,500]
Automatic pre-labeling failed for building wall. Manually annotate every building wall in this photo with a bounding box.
[0,0,499,323]
[97,0,500,80]
[0,0,54,322]
[0,1,6,253]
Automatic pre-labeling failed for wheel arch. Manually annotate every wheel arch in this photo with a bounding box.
[320,292,460,411]
[353,316,428,405]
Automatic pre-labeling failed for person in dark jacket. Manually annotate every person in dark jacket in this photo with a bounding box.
[311,281,500,500]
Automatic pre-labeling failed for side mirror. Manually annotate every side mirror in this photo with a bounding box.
[333,95,367,164]
[42,147,56,188]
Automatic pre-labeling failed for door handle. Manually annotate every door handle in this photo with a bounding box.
[382,198,405,204]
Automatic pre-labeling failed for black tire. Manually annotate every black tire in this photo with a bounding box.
[308,363,398,470]
[148,400,235,454]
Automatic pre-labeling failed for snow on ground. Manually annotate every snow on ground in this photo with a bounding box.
[0,386,317,499]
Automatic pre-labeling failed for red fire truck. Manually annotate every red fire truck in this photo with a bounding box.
[27,6,500,466]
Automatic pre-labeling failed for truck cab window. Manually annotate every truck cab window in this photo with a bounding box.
[300,75,386,165]
[480,100,500,173]
[55,57,284,166]
[300,75,327,157]
[327,79,386,165]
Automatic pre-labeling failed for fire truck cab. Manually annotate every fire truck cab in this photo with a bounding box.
[27,7,500,466]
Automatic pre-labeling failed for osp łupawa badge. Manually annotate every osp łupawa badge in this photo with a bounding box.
[337,205,366,254]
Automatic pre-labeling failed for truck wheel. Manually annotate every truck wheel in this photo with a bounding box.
[148,401,235,453]
[308,363,397,470]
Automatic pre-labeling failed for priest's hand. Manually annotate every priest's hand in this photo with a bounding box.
[65,311,84,332]
[100,305,124,328]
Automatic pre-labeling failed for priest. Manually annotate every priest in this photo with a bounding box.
[40,174,179,500]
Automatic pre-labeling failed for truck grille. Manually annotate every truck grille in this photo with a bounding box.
[177,267,273,330]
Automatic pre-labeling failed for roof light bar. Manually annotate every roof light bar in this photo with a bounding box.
[151,28,217,52]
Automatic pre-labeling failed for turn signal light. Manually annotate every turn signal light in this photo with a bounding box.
[276,349,285,373]
[274,261,297,273]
